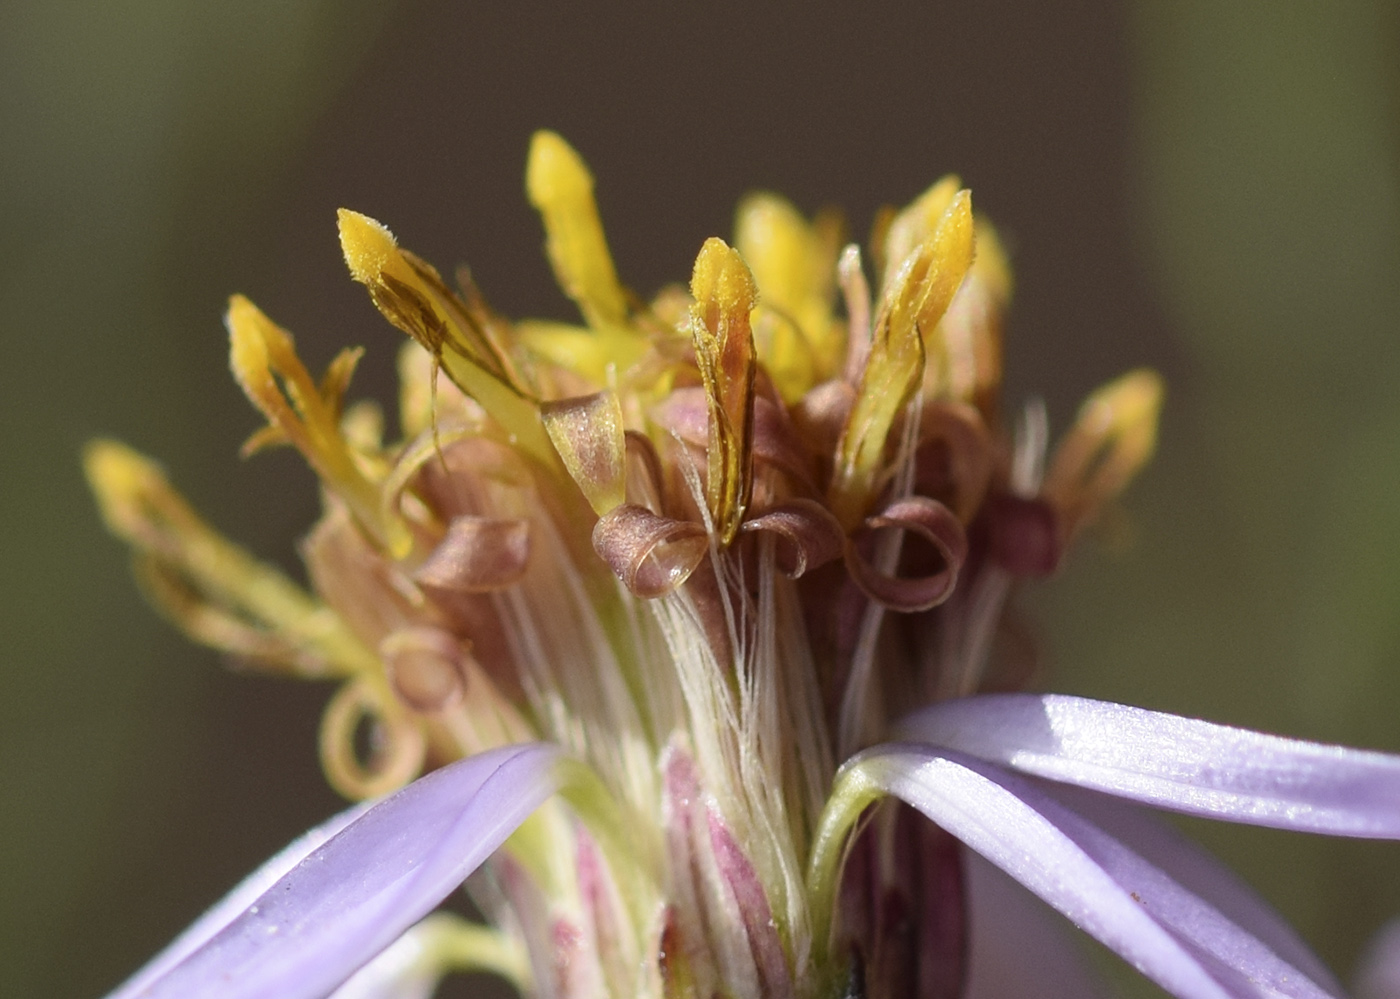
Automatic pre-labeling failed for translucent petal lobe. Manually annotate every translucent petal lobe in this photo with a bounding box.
[541,391,627,516]
[414,515,532,593]
[108,743,565,999]
[896,694,1400,836]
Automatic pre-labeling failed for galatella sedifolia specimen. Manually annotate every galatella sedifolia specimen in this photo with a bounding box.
[89,132,1400,999]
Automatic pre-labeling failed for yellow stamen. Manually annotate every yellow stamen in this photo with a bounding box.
[880,174,962,292]
[83,440,376,678]
[689,237,759,544]
[1043,368,1164,538]
[525,130,630,330]
[337,209,557,469]
[830,190,976,528]
[969,216,1012,306]
[227,295,412,557]
[734,194,844,400]
[517,318,647,387]
[926,217,1012,409]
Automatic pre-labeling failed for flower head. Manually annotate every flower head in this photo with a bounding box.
[88,132,1400,999]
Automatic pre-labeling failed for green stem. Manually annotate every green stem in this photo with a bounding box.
[804,763,884,971]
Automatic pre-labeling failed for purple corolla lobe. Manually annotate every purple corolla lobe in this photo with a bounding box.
[896,693,1400,835]
[107,743,563,999]
[844,743,1339,999]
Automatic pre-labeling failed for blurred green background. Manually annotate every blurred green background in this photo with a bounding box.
[2,2,1397,996]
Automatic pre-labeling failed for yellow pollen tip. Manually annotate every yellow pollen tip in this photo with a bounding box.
[688,238,759,543]
[1043,367,1165,539]
[226,290,271,344]
[524,130,629,329]
[82,439,161,531]
[690,237,757,315]
[225,294,277,401]
[337,208,397,286]
[526,130,594,206]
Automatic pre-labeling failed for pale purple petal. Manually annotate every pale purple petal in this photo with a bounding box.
[850,744,1341,999]
[896,694,1400,835]
[1044,783,1341,993]
[1026,780,1337,999]
[325,919,445,999]
[1355,919,1400,999]
[962,850,1111,999]
[107,743,564,999]
[109,802,371,998]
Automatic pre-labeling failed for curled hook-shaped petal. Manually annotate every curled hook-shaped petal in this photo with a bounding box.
[320,677,427,800]
[592,504,709,598]
[656,388,815,492]
[414,516,532,594]
[844,495,967,612]
[740,499,845,578]
[913,402,995,523]
[380,627,469,714]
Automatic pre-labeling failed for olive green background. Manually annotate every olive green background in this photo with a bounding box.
[2,2,1397,997]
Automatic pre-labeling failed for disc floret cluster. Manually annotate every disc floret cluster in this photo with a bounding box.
[90,131,1174,999]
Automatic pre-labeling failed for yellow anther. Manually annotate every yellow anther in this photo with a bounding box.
[734,194,844,401]
[880,174,962,292]
[517,318,647,388]
[526,130,630,330]
[339,208,399,287]
[226,295,410,557]
[338,209,519,388]
[927,216,1012,410]
[735,194,812,313]
[830,191,976,528]
[83,440,375,678]
[1043,368,1164,538]
[690,237,759,544]
[970,216,1012,306]
[337,209,557,469]
[887,190,975,343]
